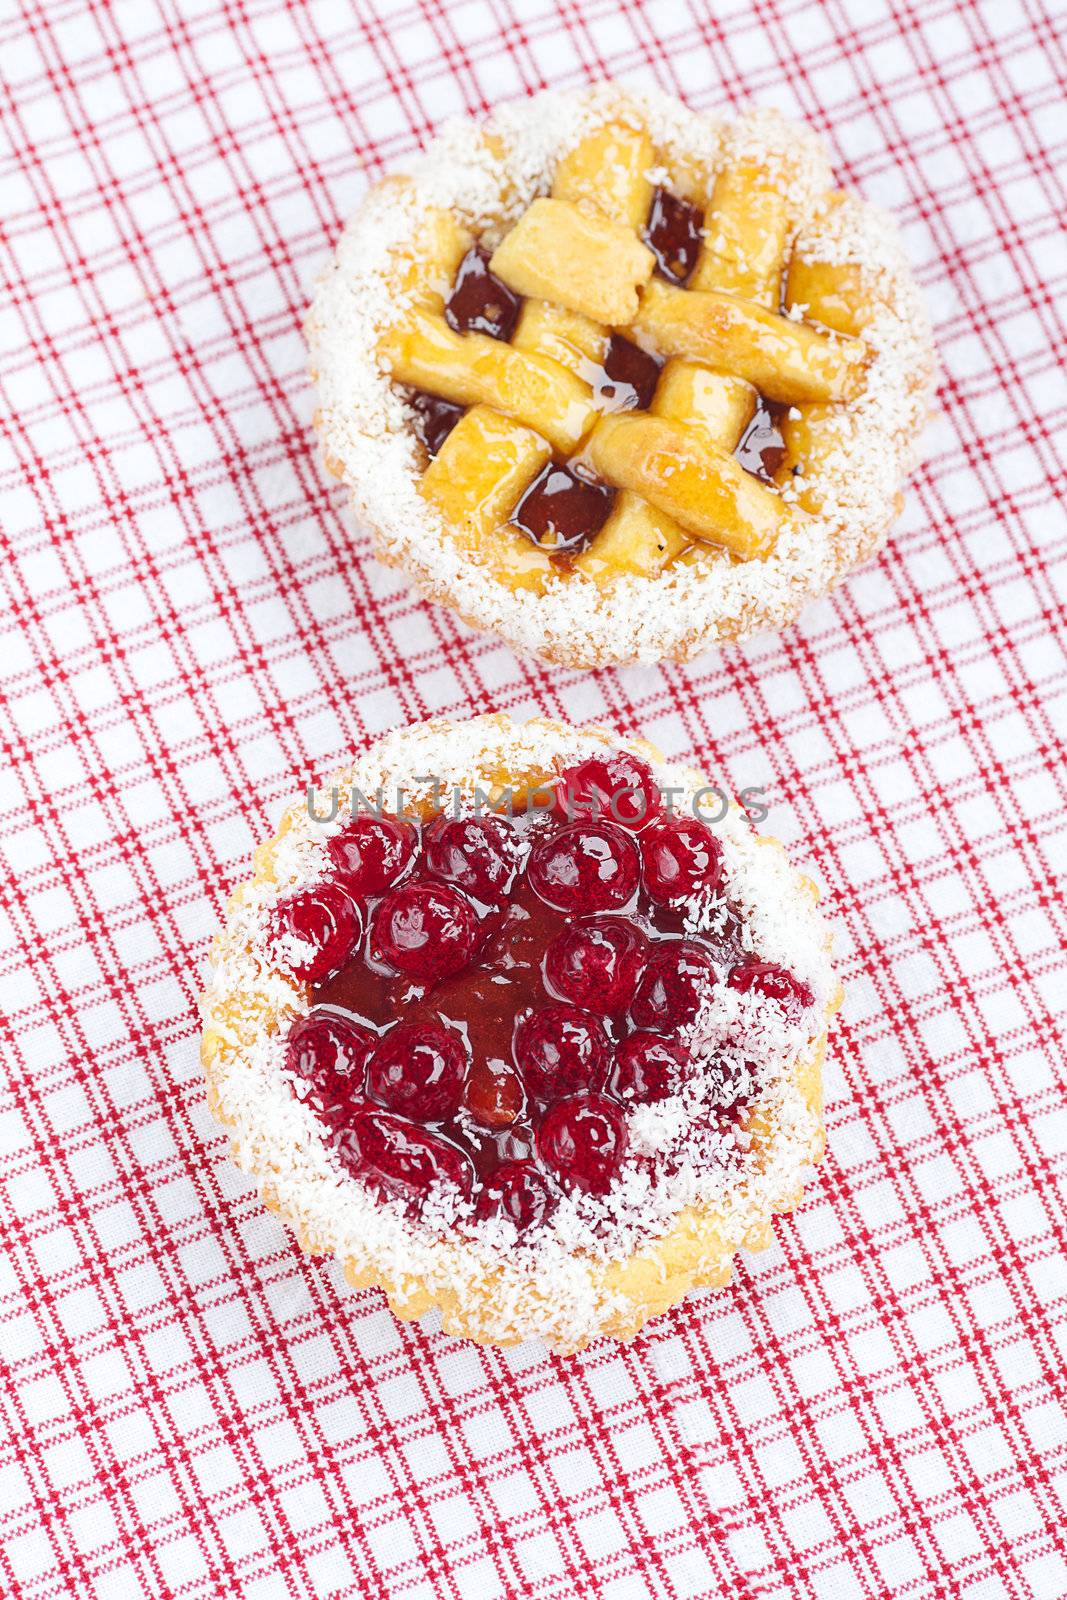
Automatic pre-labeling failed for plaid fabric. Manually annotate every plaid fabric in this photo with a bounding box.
[1,0,1065,1595]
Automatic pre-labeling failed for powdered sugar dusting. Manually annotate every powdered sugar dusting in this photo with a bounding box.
[201,715,838,1350]
[307,86,935,668]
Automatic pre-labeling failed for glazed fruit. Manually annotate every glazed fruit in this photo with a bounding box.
[612,1033,689,1104]
[286,1008,375,1125]
[424,814,518,902]
[527,821,640,912]
[554,751,661,828]
[728,960,814,1017]
[274,883,362,983]
[537,1094,628,1195]
[641,816,724,902]
[327,815,418,897]
[544,918,646,1014]
[366,1022,467,1120]
[274,754,815,1238]
[630,943,717,1032]
[474,1160,555,1230]
[371,882,479,979]
[338,1110,473,1205]
[514,1004,610,1098]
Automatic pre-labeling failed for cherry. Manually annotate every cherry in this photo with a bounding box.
[727,960,813,1017]
[536,1093,628,1195]
[630,942,716,1032]
[698,1040,756,1108]
[464,1057,525,1128]
[366,1021,467,1121]
[371,882,478,981]
[424,814,518,903]
[326,815,418,898]
[287,766,778,1233]
[527,821,640,913]
[285,1008,375,1127]
[613,1033,688,1104]
[474,1161,555,1231]
[641,817,724,903]
[513,1005,609,1098]
[286,1008,374,1087]
[555,751,661,830]
[337,1110,473,1209]
[274,882,362,983]
[544,917,647,1014]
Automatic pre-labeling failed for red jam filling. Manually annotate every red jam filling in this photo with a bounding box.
[274,755,811,1236]
[595,334,662,412]
[444,245,521,341]
[735,399,787,486]
[410,391,464,458]
[643,186,705,284]
[509,462,615,552]
[407,184,789,546]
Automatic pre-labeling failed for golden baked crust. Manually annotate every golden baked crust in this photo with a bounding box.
[307,86,935,668]
[200,714,841,1351]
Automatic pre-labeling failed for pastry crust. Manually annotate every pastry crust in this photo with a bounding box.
[200,715,841,1351]
[307,85,935,668]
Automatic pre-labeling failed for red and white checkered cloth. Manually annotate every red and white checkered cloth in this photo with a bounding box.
[2,2,1065,1596]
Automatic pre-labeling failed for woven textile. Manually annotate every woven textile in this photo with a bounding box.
[1,2,1065,1597]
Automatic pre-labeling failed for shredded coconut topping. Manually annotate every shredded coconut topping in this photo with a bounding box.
[201,715,839,1349]
[306,87,935,668]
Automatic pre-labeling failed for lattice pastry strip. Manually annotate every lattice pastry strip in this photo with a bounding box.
[631,277,865,404]
[382,303,597,455]
[690,156,792,304]
[419,406,554,592]
[774,193,883,516]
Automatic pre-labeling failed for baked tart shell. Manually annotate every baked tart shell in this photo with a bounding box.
[200,715,841,1351]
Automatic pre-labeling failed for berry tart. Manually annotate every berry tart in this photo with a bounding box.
[308,84,934,668]
[200,715,841,1351]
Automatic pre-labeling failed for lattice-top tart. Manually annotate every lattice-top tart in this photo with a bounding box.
[201,715,840,1351]
[308,85,934,668]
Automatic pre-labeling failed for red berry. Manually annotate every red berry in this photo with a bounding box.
[699,1040,756,1109]
[727,960,813,1017]
[274,882,362,983]
[474,1161,555,1232]
[464,1058,525,1128]
[544,918,647,1014]
[630,942,716,1032]
[513,1005,609,1098]
[366,1022,467,1121]
[641,817,724,903]
[338,1110,473,1210]
[536,1093,628,1195]
[285,1008,374,1127]
[326,815,418,899]
[555,751,660,830]
[372,882,478,980]
[424,814,518,902]
[613,1034,688,1104]
[286,1008,374,1087]
[527,822,639,913]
